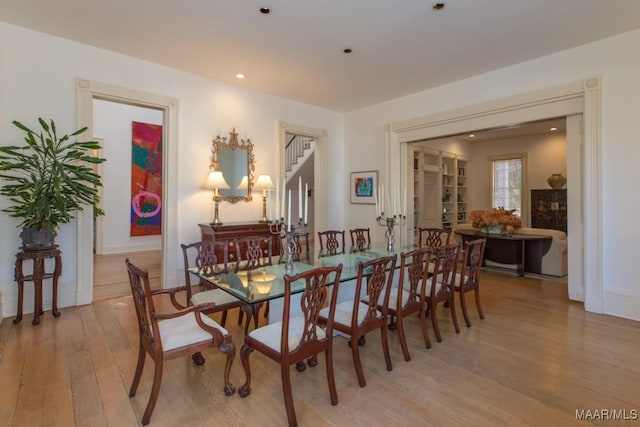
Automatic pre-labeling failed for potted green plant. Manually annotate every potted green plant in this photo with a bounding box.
[0,118,106,248]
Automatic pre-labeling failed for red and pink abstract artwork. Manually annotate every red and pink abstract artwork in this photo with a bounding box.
[130,121,162,236]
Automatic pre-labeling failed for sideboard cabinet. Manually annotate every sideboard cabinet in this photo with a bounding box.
[199,222,281,262]
[530,189,567,234]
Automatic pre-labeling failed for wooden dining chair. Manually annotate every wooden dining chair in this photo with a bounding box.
[181,241,245,327]
[385,246,435,361]
[455,238,487,327]
[125,259,235,425]
[234,236,273,332]
[418,227,452,248]
[319,255,397,387]
[349,227,371,252]
[317,230,346,257]
[239,264,343,427]
[279,232,310,264]
[426,242,461,342]
[233,235,273,272]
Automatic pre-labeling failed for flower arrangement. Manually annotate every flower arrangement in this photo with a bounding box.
[470,207,522,234]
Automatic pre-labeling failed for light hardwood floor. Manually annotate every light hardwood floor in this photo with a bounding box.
[1,270,639,426]
[93,250,162,301]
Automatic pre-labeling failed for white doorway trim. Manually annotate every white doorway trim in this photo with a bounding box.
[75,78,179,305]
[279,121,328,254]
[386,78,602,313]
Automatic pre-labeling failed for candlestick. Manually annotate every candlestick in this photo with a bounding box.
[287,189,291,232]
[275,179,279,219]
[281,178,286,220]
[298,176,302,220]
[304,182,308,224]
[375,185,407,252]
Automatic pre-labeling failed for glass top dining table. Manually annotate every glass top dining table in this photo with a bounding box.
[188,241,417,306]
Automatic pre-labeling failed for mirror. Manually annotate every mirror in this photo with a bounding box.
[211,128,255,203]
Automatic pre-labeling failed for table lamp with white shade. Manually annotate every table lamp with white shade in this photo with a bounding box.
[204,170,230,226]
[255,174,273,223]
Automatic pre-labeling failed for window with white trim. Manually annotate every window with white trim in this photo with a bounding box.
[490,154,527,217]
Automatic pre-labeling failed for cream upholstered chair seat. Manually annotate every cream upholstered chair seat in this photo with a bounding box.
[320,301,384,330]
[191,288,241,307]
[247,316,327,352]
[158,312,228,352]
[425,280,443,296]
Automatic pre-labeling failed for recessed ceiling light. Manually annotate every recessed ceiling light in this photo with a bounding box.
[236,73,246,79]
[259,7,271,14]
[343,48,352,54]
[550,127,557,131]
[469,134,475,138]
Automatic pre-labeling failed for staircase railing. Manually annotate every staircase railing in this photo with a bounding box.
[285,135,314,173]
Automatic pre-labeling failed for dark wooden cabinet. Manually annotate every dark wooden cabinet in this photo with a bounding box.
[531,189,567,234]
[199,222,281,262]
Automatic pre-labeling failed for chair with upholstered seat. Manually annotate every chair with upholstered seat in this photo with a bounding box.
[279,232,310,264]
[181,241,244,327]
[234,236,273,332]
[349,227,371,252]
[418,227,452,248]
[125,259,235,425]
[319,255,397,387]
[384,246,435,361]
[239,264,343,427]
[425,242,461,342]
[455,238,487,327]
[317,230,346,257]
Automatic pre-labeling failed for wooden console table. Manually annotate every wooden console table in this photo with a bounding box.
[455,229,551,276]
[199,222,281,262]
[14,245,62,325]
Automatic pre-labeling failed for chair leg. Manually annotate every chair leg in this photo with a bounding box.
[351,334,367,387]
[459,289,472,327]
[264,301,270,318]
[141,358,163,425]
[325,348,339,405]
[396,314,412,361]
[380,324,393,372]
[281,363,298,427]
[219,342,236,396]
[430,303,443,342]
[239,344,254,398]
[450,296,460,334]
[418,307,432,349]
[129,344,146,397]
[388,314,397,330]
[475,287,485,320]
[220,309,228,327]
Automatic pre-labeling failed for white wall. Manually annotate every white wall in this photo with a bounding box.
[469,133,567,224]
[93,99,163,254]
[0,22,343,318]
[345,29,640,321]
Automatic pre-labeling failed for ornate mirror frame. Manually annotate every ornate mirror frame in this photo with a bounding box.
[211,128,255,203]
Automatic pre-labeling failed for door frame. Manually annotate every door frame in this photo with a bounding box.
[386,78,601,312]
[278,121,328,255]
[75,78,179,304]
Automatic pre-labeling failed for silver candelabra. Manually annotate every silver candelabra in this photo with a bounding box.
[269,218,307,272]
[376,213,406,252]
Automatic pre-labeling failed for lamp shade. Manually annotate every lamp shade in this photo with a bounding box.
[204,170,230,190]
[237,175,249,190]
[255,174,273,190]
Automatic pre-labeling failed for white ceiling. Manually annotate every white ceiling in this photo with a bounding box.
[1,1,640,112]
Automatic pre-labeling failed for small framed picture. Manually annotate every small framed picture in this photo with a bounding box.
[350,170,378,204]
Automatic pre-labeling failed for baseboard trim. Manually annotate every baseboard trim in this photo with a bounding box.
[603,289,640,321]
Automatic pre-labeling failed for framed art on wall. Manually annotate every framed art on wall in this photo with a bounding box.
[350,170,378,204]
